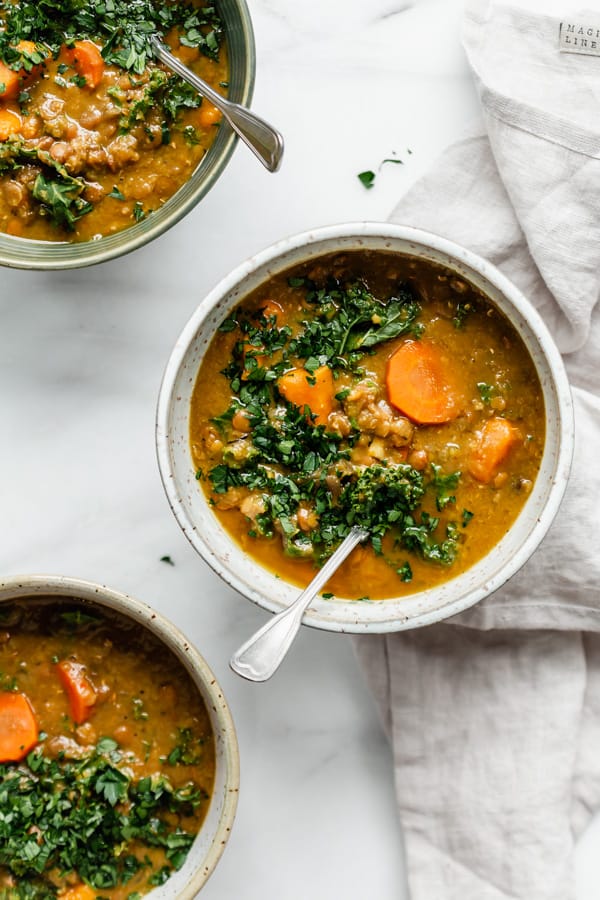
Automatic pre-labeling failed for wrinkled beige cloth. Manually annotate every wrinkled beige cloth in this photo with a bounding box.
[355,1,600,897]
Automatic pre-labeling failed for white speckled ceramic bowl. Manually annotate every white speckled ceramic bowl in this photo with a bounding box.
[0,574,239,897]
[0,0,255,270]
[156,222,574,633]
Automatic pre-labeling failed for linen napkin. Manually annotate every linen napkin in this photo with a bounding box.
[354,2,600,897]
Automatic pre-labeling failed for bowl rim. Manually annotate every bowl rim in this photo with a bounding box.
[0,573,240,897]
[156,221,575,633]
[0,0,257,271]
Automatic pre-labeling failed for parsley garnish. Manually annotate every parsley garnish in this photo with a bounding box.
[0,742,202,891]
[160,554,175,566]
[358,170,376,189]
[0,1,223,76]
[108,185,126,200]
[430,463,460,511]
[453,301,472,329]
[397,562,413,582]
[133,201,145,222]
[477,382,494,405]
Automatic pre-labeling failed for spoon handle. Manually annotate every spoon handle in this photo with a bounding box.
[150,36,284,172]
[230,527,369,682]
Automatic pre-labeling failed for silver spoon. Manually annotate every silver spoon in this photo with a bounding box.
[150,35,284,173]
[230,526,369,682]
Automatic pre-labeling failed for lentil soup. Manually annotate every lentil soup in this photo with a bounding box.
[189,250,545,601]
[0,1,228,241]
[0,598,215,897]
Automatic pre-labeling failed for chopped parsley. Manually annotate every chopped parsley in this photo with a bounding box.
[0,741,202,892]
[397,562,413,582]
[160,554,175,566]
[453,301,472,329]
[430,463,460,511]
[461,508,474,528]
[357,169,376,189]
[132,200,146,222]
[477,382,494,405]
[0,1,223,76]
[108,185,126,201]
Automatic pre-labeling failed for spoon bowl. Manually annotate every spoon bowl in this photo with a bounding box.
[230,527,368,682]
[151,35,284,172]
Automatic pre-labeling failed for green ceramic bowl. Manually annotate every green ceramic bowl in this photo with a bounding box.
[0,0,256,270]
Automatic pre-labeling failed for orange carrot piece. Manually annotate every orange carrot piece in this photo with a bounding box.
[0,107,22,140]
[58,885,96,900]
[277,365,335,426]
[0,41,47,100]
[468,417,521,483]
[63,40,105,89]
[385,339,460,425]
[0,63,22,102]
[198,101,222,130]
[56,659,98,724]
[0,692,39,762]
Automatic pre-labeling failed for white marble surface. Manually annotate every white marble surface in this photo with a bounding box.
[2,0,600,896]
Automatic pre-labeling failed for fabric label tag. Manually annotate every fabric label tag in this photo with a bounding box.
[559,20,600,56]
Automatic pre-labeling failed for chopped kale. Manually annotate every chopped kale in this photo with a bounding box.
[32,171,92,230]
[286,279,421,367]
[0,139,91,229]
[205,272,463,577]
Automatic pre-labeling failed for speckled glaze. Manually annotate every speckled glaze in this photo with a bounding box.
[156,223,575,634]
[0,574,240,897]
[0,0,256,270]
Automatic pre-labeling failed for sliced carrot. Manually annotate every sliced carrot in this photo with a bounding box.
[468,417,521,483]
[0,63,21,102]
[62,40,105,89]
[0,41,48,100]
[0,692,39,762]
[386,339,460,425]
[277,365,335,426]
[0,107,22,140]
[58,884,96,900]
[56,659,98,725]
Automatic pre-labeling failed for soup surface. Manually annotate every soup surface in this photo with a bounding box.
[0,0,227,241]
[190,250,545,600]
[0,598,215,898]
